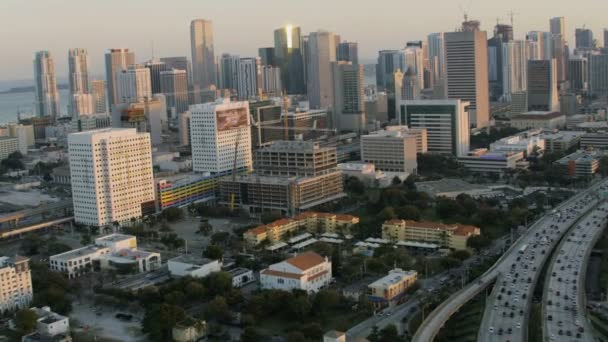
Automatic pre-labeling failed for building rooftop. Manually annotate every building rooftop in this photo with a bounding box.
[227,267,251,277]
[95,233,134,243]
[512,111,564,120]
[416,178,487,194]
[285,252,327,271]
[368,268,417,288]
[49,245,109,262]
[169,255,215,266]
[556,150,606,165]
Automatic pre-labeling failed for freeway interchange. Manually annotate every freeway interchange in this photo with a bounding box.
[414,178,608,342]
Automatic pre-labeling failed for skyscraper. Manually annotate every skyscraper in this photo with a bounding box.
[488,24,513,100]
[104,48,135,107]
[576,28,594,49]
[332,61,365,131]
[376,50,405,92]
[116,66,152,104]
[91,80,107,114]
[220,54,241,91]
[502,40,528,100]
[526,31,553,60]
[68,128,155,227]
[403,46,424,91]
[68,48,90,95]
[568,55,588,93]
[258,47,276,66]
[190,19,216,90]
[237,57,262,100]
[444,30,490,128]
[307,31,337,109]
[260,66,282,96]
[550,17,566,37]
[427,33,445,91]
[604,29,608,49]
[527,59,559,112]
[145,59,168,94]
[589,54,608,98]
[190,99,252,175]
[337,41,359,65]
[33,51,60,118]
[160,69,189,117]
[70,93,94,116]
[274,25,305,94]
[160,56,191,84]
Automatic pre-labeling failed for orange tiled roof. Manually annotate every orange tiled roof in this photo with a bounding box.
[454,224,480,236]
[245,226,268,236]
[335,214,357,221]
[286,252,326,271]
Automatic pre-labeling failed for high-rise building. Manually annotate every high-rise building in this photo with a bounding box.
[332,61,365,131]
[144,59,168,94]
[190,99,252,175]
[105,49,135,107]
[361,126,424,174]
[68,128,155,227]
[444,30,490,128]
[568,55,588,93]
[399,99,470,156]
[403,46,424,91]
[68,48,90,95]
[502,40,528,100]
[111,95,166,146]
[91,80,107,114]
[394,69,420,111]
[70,93,94,116]
[160,56,191,84]
[0,256,33,312]
[274,25,305,94]
[190,19,216,90]
[604,29,608,49]
[550,17,566,37]
[589,54,608,98]
[33,51,60,118]
[237,57,262,100]
[220,54,240,91]
[160,69,189,117]
[260,65,282,96]
[527,59,559,112]
[116,66,152,104]
[427,33,445,92]
[376,50,405,92]
[337,41,359,65]
[254,140,337,177]
[258,47,276,66]
[488,24,513,100]
[575,28,594,49]
[526,31,553,60]
[307,30,337,110]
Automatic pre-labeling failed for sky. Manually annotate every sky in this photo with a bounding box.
[1,0,607,82]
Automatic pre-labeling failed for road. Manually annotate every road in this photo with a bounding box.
[413,178,608,342]
[542,201,608,341]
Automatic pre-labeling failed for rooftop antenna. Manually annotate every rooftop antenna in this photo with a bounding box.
[151,40,155,59]
[508,11,518,27]
[458,0,473,22]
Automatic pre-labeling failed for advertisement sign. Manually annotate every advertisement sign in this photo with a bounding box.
[217,108,248,131]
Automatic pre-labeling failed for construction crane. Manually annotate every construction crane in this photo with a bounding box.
[230,127,243,211]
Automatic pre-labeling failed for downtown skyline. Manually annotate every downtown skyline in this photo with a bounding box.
[2,0,608,81]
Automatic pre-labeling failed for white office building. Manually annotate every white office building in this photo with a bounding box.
[399,99,470,156]
[68,128,155,227]
[0,256,32,312]
[116,66,152,104]
[361,126,426,174]
[260,252,332,293]
[261,65,282,96]
[70,93,95,116]
[190,99,252,174]
[502,40,528,101]
[168,255,222,278]
[237,57,262,100]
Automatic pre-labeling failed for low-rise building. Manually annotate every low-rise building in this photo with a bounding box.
[541,130,584,153]
[172,317,207,342]
[168,255,222,278]
[458,149,526,173]
[227,268,254,288]
[0,137,19,161]
[510,111,566,130]
[555,149,604,177]
[368,268,418,306]
[489,130,545,156]
[0,256,32,312]
[243,211,359,245]
[581,132,608,149]
[29,306,70,338]
[416,178,502,199]
[49,234,160,278]
[381,219,480,250]
[260,252,332,293]
[155,173,217,211]
[50,166,71,185]
[360,126,424,174]
[324,330,347,342]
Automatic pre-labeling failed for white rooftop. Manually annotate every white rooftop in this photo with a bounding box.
[369,268,417,288]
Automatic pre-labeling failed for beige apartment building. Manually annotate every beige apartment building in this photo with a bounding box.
[382,219,480,250]
[0,256,33,312]
[244,211,359,245]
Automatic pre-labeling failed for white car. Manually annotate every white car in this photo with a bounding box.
[489,327,495,333]
[516,322,521,329]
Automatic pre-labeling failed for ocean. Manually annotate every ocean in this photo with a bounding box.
[0,89,71,124]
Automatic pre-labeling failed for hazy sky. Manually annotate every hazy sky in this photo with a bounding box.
[2,0,607,82]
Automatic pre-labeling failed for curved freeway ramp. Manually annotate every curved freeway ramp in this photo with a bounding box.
[542,200,608,342]
[413,179,608,342]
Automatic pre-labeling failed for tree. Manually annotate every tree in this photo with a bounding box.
[204,272,233,296]
[80,233,92,246]
[143,304,186,341]
[436,198,464,220]
[162,207,183,222]
[396,205,421,221]
[287,295,311,320]
[14,309,37,335]
[261,211,282,224]
[451,250,472,261]
[467,235,491,250]
[241,326,262,342]
[392,176,402,185]
[210,232,230,246]
[199,222,213,236]
[203,245,223,260]
[345,176,365,195]
[206,296,231,322]
[20,234,44,255]
[287,331,307,342]
[160,233,184,250]
[46,242,72,256]
[331,248,342,277]
[440,256,462,269]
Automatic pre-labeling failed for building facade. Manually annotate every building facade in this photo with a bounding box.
[160,69,189,117]
[0,256,32,312]
[68,128,155,227]
[104,48,135,108]
[156,174,217,211]
[308,31,337,109]
[382,219,480,250]
[33,51,60,118]
[190,19,216,90]
[361,126,424,174]
[260,252,332,293]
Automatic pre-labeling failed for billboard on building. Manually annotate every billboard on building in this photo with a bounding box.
[216,107,248,131]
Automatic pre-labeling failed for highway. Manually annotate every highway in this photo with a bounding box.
[542,201,608,341]
[413,178,608,342]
